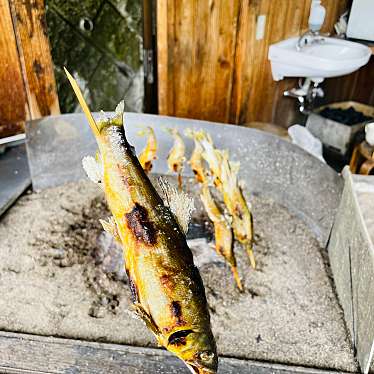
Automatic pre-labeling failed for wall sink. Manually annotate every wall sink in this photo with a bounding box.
[268,36,371,82]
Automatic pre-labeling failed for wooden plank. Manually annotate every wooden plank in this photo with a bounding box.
[159,0,240,123]
[0,0,28,138]
[10,0,60,119]
[172,0,194,118]
[191,0,217,121]
[166,0,175,114]
[214,0,240,123]
[156,0,168,114]
[0,331,349,374]
[324,57,374,107]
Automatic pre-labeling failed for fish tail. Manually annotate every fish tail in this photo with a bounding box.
[231,266,243,292]
[245,243,256,269]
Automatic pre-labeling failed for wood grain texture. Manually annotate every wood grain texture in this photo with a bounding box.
[158,0,240,123]
[0,0,59,138]
[156,0,373,128]
[10,0,60,119]
[0,330,349,374]
[324,57,374,107]
[0,0,27,137]
[157,0,168,114]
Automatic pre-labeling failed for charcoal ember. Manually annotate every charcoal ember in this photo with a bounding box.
[319,106,373,126]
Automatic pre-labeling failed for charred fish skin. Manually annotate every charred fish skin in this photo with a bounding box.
[101,119,218,373]
[64,69,217,374]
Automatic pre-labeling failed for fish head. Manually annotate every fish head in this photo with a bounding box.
[167,329,218,373]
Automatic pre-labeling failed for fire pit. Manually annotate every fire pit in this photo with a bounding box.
[0,114,357,373]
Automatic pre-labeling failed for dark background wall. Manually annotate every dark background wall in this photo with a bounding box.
[46,0,144,113]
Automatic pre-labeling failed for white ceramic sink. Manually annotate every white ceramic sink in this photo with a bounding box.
[268,36,371,81]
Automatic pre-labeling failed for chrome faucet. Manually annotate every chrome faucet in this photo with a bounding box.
[284,78,324,114]
[296,30,327,51]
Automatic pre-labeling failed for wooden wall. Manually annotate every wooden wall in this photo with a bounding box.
[324,57,374,105]
[157,0,373,127]
[0,0,59,138]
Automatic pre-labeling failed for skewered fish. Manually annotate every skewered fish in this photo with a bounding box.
[196,130,256,269]
[187,129,242,289]
[200,183,243,291]
[219,151,256,269]
[65,69,218,374]
[138,126,157,173]
[185,129,207,184]
[167,128,186,190]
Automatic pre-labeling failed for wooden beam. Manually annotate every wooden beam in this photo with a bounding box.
[157,0,168,115]
[9,0,60,119]
[0,331,349,374]
[0,0,28,137]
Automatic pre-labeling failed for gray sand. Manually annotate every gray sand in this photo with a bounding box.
[0,177,357,371]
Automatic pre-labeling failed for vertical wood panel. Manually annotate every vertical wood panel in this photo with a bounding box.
[10,0,60,118]
[0,0,28,137]
[324,57,374,106]
[0,0,59,138]
[157,0,371,128]
[156,0,168,114]
[166,0,176,114]
[173,0,194,117]
[192,0,219,120]
[158,0,240,123]
[214,0,240,122]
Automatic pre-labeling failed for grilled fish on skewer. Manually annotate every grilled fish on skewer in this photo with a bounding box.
[185,129,207,184]
[196,130,256,269]
[138,126,157,173]
[65,69,218,374]
[219,152,255,269]
[186,128,242,289]
[195,131,222,189]
[200,184,243,291]
[167,128,186,190]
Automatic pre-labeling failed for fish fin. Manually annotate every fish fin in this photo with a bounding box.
[230,160,241,175]
[82,156,103,186]
[115,100,125,116]
[231,266,243,292]
[133,303,161,337]
[99,216,121,242]
[158,178,194,234]
[245,242,256,269]
[184,128,196,139]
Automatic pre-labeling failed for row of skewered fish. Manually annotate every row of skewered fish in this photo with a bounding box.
[138,126,255,291]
